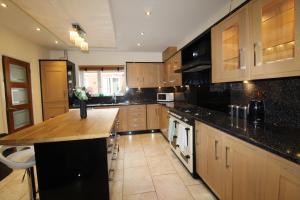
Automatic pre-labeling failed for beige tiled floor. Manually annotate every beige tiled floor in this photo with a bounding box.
[0,133,216,200]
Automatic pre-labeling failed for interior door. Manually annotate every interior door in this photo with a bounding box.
[2,56,34,133]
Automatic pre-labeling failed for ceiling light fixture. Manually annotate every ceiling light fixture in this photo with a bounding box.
[1,3,7,8]
[145,11,151,16]
[140,32,144,36]
[36,27,41,31]
[69,23,89,52]
[55,40,58,44]
[137,43,141,46]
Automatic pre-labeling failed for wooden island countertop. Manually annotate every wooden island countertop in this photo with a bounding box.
[0,108,119,145]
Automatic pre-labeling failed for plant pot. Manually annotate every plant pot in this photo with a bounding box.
[80,101,87,119]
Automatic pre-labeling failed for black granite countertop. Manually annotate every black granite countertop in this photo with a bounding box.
[169,103,300,165]
[70,100,172,109]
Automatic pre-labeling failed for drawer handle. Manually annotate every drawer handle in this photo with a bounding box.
[215,140,219,160]
[225,146,230,168]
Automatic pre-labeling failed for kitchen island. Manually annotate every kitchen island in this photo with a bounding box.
[0,108,119,200]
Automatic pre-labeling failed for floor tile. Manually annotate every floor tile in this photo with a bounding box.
[152,174,193,200]
[124,156,147,168]
[123,166,155,195]
[123,192,158,200]
[187,184,216,200]
[143,145,165,157]
[172,159,201,186]
[110,180,123,200]
[146,155,176,176]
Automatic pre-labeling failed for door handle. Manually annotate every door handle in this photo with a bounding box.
[215,140,219,160]
[185,128,190,146]
[254,42,261,66]
[239,48,246,70]
[8,107,18,111]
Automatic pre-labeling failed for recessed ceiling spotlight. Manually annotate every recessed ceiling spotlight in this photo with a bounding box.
[137,43,141,46]
[55,40,58,44]
[145,11,151,16]
[36,27,41,31]
[1,3,7,8]
[140,32,144,36]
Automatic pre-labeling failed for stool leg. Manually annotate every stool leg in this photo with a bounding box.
[27,167,36,200]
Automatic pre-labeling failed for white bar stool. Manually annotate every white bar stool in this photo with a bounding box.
[0,146,37,200]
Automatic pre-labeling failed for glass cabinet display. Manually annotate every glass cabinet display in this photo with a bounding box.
[250,0,300,79]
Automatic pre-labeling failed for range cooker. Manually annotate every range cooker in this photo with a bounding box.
[168,104,220,177]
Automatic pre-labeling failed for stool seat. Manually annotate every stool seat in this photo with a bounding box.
[0,146,35,169]
[0,145,37,200]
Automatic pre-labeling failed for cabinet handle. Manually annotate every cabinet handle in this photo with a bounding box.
[225,146,230,168]
[143,77,144,83]
[254,43,261,66]
[215,140,219,160]
[239,48,246,70]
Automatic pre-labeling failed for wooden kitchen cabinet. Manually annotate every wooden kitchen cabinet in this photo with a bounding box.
[40,60,70,120]
[249,0,300,80]
[147,104,160,130]
[222,134,265,200]
[212,5,251,83]
[196,122,223,198]
[159,105,169,139]
[212,0,300,83]
[116,106,128,132]
[126,62,163,88]
[163,51,182,87]
[195,121,300,200]
[127,105,146,131]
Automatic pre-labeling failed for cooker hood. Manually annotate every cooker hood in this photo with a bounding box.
[178,30,211,73]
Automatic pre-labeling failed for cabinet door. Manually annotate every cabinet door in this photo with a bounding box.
[249,0,300,80]
[212,6,250,83]
[126,63,141,88]
[170,52,182,86]
[141,63,160,88]
[222,135,265,200]
[147,104,160,130]
[159,105,169,138]
[195,122,208,181]
[263,156,300,200]
[206,126,223,198]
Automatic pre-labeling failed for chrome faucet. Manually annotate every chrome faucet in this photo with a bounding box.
[112,93,117,104]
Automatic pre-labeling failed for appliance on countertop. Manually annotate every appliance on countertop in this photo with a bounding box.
[157,92,174,102]
[248,100,265,125]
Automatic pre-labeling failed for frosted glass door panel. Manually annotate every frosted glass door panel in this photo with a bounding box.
[10,64,27,83]
[13,109,30,129]
[11,88,29,105]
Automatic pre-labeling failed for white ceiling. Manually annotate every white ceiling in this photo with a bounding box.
[1,0,238,51]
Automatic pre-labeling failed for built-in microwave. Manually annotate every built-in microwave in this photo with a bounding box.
[157,93,174,102]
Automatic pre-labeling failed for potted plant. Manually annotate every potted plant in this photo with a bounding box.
[74,87,89,119]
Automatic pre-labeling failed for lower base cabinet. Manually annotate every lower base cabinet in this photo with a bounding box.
[195,121,300,200]
[159,105,169,139]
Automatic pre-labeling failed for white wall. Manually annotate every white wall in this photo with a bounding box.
[49,50,162,85]
[177,0,247,49]
[0,28,49,133]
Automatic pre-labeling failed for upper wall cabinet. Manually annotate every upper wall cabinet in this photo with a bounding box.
[249,0,300,80]
[126,62,163,88]
[212,0,300,83]
[163,51,182,87]
[212,6,251,83]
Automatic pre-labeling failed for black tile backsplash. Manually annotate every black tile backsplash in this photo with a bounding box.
[70,76,300,128]
[229,77,300,128]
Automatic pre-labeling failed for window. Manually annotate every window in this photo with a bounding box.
[79,66,125,96]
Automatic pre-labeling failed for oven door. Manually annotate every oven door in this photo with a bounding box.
[168,115,178,145]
